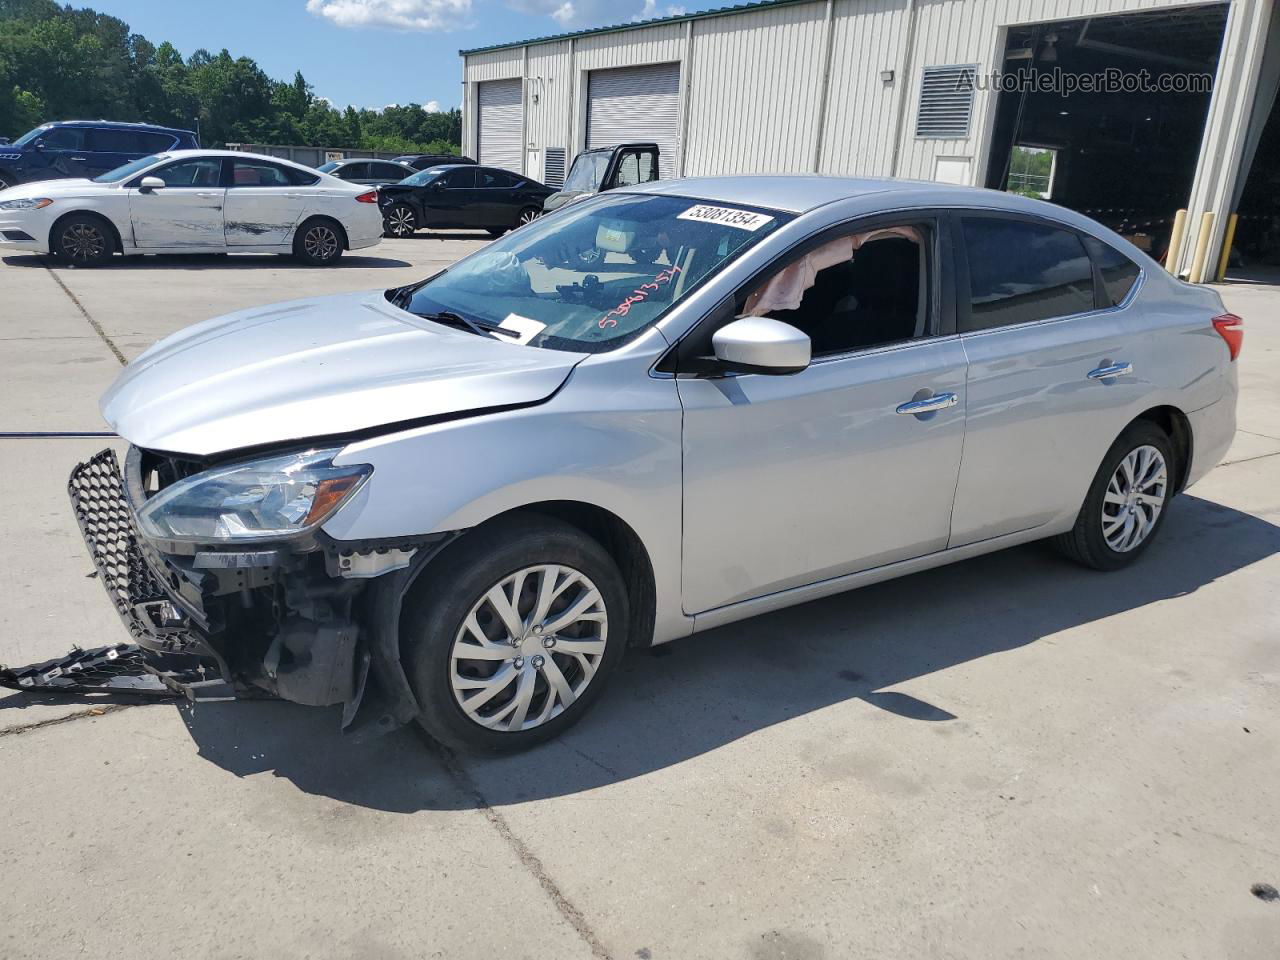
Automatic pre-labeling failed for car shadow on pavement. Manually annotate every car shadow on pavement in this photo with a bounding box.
[1,253,411,269]
[400,231,493,241]
[173,492,1278,811]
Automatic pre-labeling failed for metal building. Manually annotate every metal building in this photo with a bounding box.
[460,0,1280,279]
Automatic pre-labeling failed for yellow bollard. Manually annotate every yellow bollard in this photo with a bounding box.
[1188,211,1215,283]
[1215,212,1239,282]
[1166,208,1188,275]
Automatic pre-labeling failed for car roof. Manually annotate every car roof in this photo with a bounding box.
[149,149,338,176]
[47,119,196,135]
[623,175,1056,216]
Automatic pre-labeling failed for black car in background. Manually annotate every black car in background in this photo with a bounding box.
[393,153,477,171]
[378,164,554,237]
[0,120,199,190]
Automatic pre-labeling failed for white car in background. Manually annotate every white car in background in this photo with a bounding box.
[0,150,384,266]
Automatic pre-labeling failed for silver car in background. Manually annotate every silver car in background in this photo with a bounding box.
[69,177,1241,751]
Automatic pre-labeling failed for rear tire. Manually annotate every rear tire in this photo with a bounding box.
[1052,421,1175,571]
[292,217,344,266]
[516,206,540,228]
[51,213,115,267]
[404,515,629,753]
[383,203,417,238]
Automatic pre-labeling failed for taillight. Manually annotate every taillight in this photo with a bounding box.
[355,190,378,204]
[1212,313,1243,361]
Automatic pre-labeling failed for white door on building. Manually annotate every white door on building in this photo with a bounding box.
[477,78,524,173]
[587,62,680,179]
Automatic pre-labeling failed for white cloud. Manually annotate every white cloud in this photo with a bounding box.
[506,0,685,27]
[631,0,685,21]
[306,0,472,30]
[424,100,441,112]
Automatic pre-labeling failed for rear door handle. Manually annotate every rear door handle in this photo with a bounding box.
[896,392,958,415]
[1087,361,1133,380]
[69,157,87,162]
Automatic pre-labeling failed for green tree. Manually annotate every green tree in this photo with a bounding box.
[0,1,461,153]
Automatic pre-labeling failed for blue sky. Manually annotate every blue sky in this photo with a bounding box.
[90,0,709,111]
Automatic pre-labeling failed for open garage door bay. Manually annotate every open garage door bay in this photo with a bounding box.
[478,78,523,173]
[587,63,680,179]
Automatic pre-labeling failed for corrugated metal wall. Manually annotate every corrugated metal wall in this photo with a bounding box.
[462,0,1249,264]
[820,0,911,176]
[684,2,829,175]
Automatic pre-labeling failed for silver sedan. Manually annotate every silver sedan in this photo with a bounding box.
[73,176,1240,751]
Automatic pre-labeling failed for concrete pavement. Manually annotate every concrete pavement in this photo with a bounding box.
[1,239,1277,960]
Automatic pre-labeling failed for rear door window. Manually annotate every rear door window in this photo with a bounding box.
[371,162,409,180]
[1082,235,1142,306]
[231,159,317,187]
[480,168,515,188]
[90,129,145,152]
[336,162,367,180]
[961,217,1095,331]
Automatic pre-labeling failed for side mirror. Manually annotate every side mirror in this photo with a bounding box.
[33,139,46,151]
[138,176,165,193]
[712,317,811,375]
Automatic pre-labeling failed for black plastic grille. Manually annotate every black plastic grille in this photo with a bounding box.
[66,448,205,653]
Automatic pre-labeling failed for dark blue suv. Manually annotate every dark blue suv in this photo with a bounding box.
[0,120,199,190]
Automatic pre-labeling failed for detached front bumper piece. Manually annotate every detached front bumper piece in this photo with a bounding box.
[0,643,228,699]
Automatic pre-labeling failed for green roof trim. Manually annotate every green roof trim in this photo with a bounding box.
[459,0,815,56]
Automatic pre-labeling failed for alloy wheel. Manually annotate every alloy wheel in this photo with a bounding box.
[1101,444,1167,552]
[518,208,539,226]
[61,223,105,262]
[387,207,415,236]
[449,564,608,732]
[303,224,339,261]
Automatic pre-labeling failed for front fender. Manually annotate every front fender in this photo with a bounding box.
[323,361,689,642]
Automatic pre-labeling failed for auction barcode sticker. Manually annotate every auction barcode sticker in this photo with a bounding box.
[677,204,774,232]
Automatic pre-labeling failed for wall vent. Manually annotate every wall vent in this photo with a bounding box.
[915,64,978,139]
[544,146,567,188]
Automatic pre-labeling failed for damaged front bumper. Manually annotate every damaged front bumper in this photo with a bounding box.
[56,447,446,735]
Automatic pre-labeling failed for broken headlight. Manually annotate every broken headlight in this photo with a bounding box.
[135,448,371,542]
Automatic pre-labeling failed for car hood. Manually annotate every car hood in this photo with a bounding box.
[101,290,586,457]
[0,177,100,200]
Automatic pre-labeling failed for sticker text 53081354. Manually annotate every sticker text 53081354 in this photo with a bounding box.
[676,205,775,232]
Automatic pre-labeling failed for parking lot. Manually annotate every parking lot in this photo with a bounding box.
[1,237,1278,959]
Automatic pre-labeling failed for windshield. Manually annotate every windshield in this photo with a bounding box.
[393,192,789,353]
[93,154,166,183]
[317,161,339,173]
[562,152,610,194]
[12,126,49,147]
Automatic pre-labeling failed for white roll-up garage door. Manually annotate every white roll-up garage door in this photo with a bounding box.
[477,78,523,173]
[587,62,680,179]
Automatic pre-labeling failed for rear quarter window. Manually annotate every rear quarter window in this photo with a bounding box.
[1082,235,1142,306]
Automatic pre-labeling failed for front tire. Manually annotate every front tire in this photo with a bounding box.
[404,515,629,753]
[51,214,115,267]
[1053,421,1175,571]
[293,217,344,266]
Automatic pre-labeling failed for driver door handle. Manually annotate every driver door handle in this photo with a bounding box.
[895,392,958,415]
[1087,361,1133,380]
